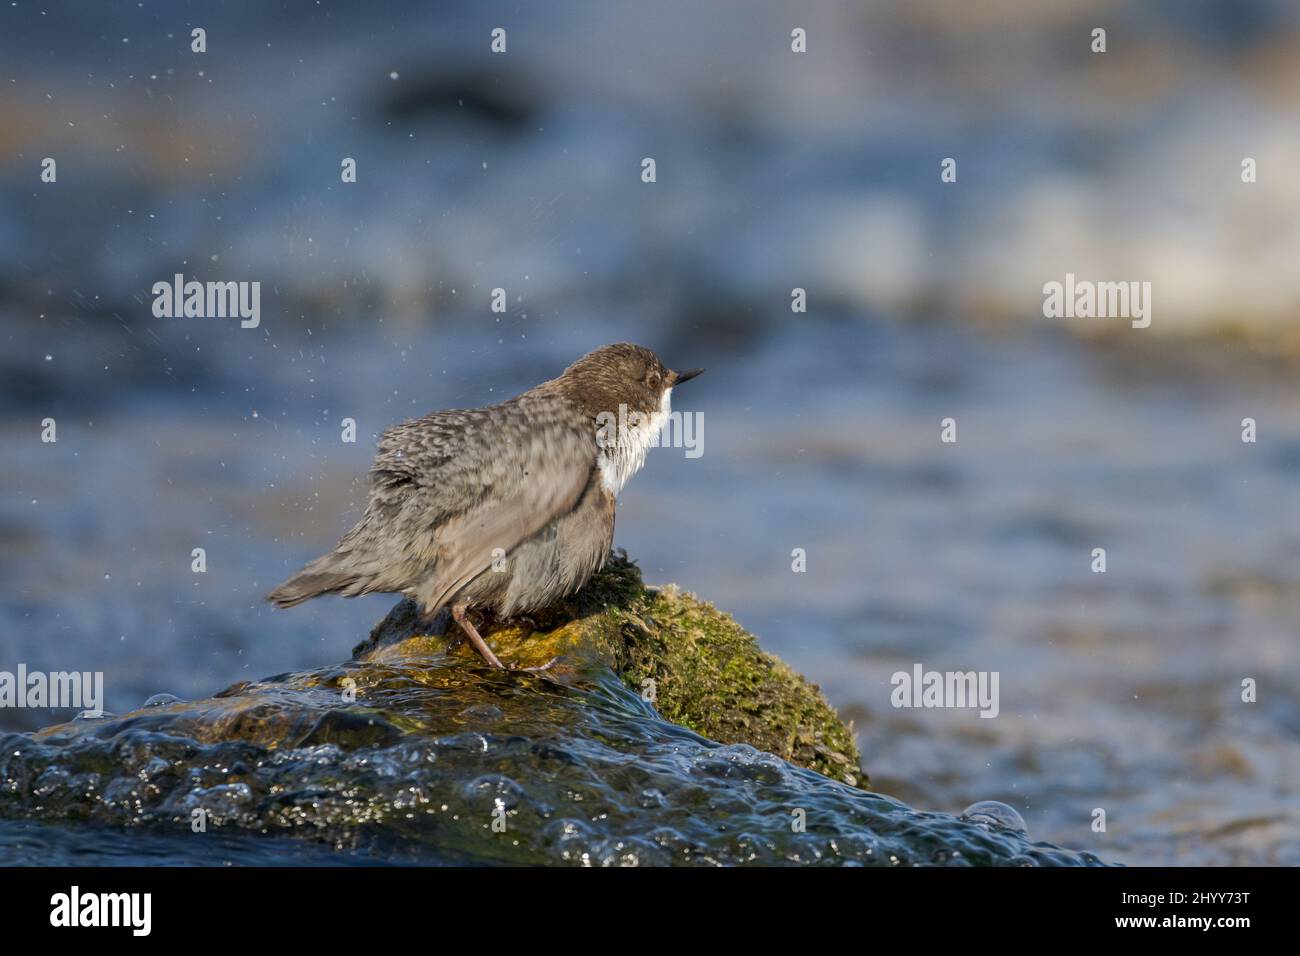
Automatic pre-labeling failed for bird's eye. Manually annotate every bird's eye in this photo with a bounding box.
[647,369,661,389]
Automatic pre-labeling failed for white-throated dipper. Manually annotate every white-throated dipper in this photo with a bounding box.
[267,343,703,669]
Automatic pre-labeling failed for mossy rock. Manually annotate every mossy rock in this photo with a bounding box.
[356,551,865,787]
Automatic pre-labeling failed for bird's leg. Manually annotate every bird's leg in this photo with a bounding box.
[451,603,504,669]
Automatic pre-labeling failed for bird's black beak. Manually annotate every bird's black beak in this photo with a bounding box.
[671,367,705,386]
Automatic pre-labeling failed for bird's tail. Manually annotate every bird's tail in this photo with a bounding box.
[266,550,369,608]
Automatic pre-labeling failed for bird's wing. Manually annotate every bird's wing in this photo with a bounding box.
[369,398,599,612]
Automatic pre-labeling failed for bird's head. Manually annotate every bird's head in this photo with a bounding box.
[559,342,703,424]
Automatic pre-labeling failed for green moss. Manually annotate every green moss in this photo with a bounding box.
[357,551,866,787]
[629,587,862,786]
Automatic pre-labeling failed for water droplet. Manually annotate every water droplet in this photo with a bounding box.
[959,800,1027,834]
[142,693,183,708]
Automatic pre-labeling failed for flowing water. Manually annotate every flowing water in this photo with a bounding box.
[0,651,1103,866]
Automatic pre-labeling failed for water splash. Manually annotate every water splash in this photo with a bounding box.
[0,658,1105,866]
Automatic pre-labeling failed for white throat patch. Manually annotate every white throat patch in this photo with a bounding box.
[598,388,671,497]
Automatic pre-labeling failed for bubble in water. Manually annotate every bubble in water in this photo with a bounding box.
[142,693,184,708]
[959,800,1027,834]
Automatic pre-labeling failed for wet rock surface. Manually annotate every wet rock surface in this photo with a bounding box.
[0,556,1105,865]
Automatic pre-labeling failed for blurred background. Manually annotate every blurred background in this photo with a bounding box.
[2,0,1298,865]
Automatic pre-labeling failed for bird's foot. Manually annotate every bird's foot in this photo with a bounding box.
[513,656,559,674]
[451,603,505,669]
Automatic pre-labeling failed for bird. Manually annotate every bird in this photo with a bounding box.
[267,343,704,669]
